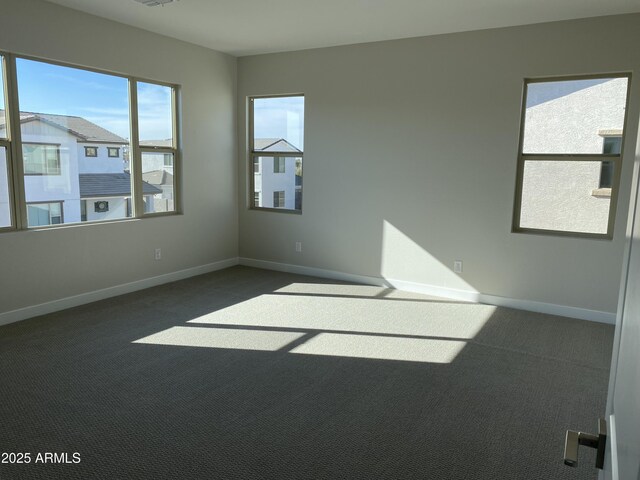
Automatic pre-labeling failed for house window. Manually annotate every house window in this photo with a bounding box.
[599,136,622,189]
[273,191,285,208]
[0,52,181,232]
[85,146,98,157]
[249,95,304,212]
[513,75,630,238]
[23,143,61,175]
[254,192,261,207]
[273,157,285,173]
[26,202,63,227]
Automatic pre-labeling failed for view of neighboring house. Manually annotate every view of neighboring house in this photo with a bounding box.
[0,111,165,226]
[253,138,302,210]
[140,139,175,212]
[520,78,626,234]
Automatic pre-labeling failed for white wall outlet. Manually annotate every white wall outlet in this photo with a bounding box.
[453,260,463,273]
[295,241,302,253]
[155,248,162,260]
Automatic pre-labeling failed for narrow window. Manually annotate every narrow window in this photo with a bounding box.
[108,147,120,158]
[513,75,630,238]
[137,81,178,214]
[84,146,98,157]
[0,55,11,229]
[249,95,304,212]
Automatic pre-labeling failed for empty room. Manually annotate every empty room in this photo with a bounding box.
[1,0,639,479]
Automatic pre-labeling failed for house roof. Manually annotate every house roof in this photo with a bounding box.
[142,169,173,186]
[0,110,128,144]
[79,173,161,198]
[254,138,302,153]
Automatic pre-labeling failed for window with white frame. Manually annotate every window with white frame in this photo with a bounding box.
[137,81,178,215]
[249,95,304,212]
[26,202,63,227]
[23,143,61,175]
[513,74,630,238]
[0,52,180,232]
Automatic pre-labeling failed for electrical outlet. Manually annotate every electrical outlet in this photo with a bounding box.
[295,242,302,253]
[155,248,162,260]
[453,260,462,273]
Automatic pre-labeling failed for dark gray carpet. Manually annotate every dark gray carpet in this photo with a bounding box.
[0,266,613,479]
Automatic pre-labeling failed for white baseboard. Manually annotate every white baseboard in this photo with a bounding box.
[239,257,616,325]
[2,256,614,327]
[0,257,239,327]
[239,257,387,287]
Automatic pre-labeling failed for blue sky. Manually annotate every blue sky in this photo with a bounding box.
[16,58,172,141]
[254,96,304,150]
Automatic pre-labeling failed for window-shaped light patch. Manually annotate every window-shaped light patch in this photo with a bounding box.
[133,326,305,352]
[290,333,467,364]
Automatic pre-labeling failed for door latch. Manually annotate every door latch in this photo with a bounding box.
[564,418,607,469]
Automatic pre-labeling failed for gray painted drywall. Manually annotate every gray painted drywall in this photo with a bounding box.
[237,14,640,314]
[0,0,237,314]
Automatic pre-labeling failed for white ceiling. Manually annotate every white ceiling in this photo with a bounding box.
[44,0,640,57]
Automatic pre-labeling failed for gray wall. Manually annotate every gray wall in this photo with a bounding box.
[0,0,237,313]
[237,14,640,314]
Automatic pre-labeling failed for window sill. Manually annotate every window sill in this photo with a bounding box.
[591,188,612,198]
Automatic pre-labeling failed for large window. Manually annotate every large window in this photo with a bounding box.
[513,75,630,238]
[249,95,304,212]
[0,51,180,232]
